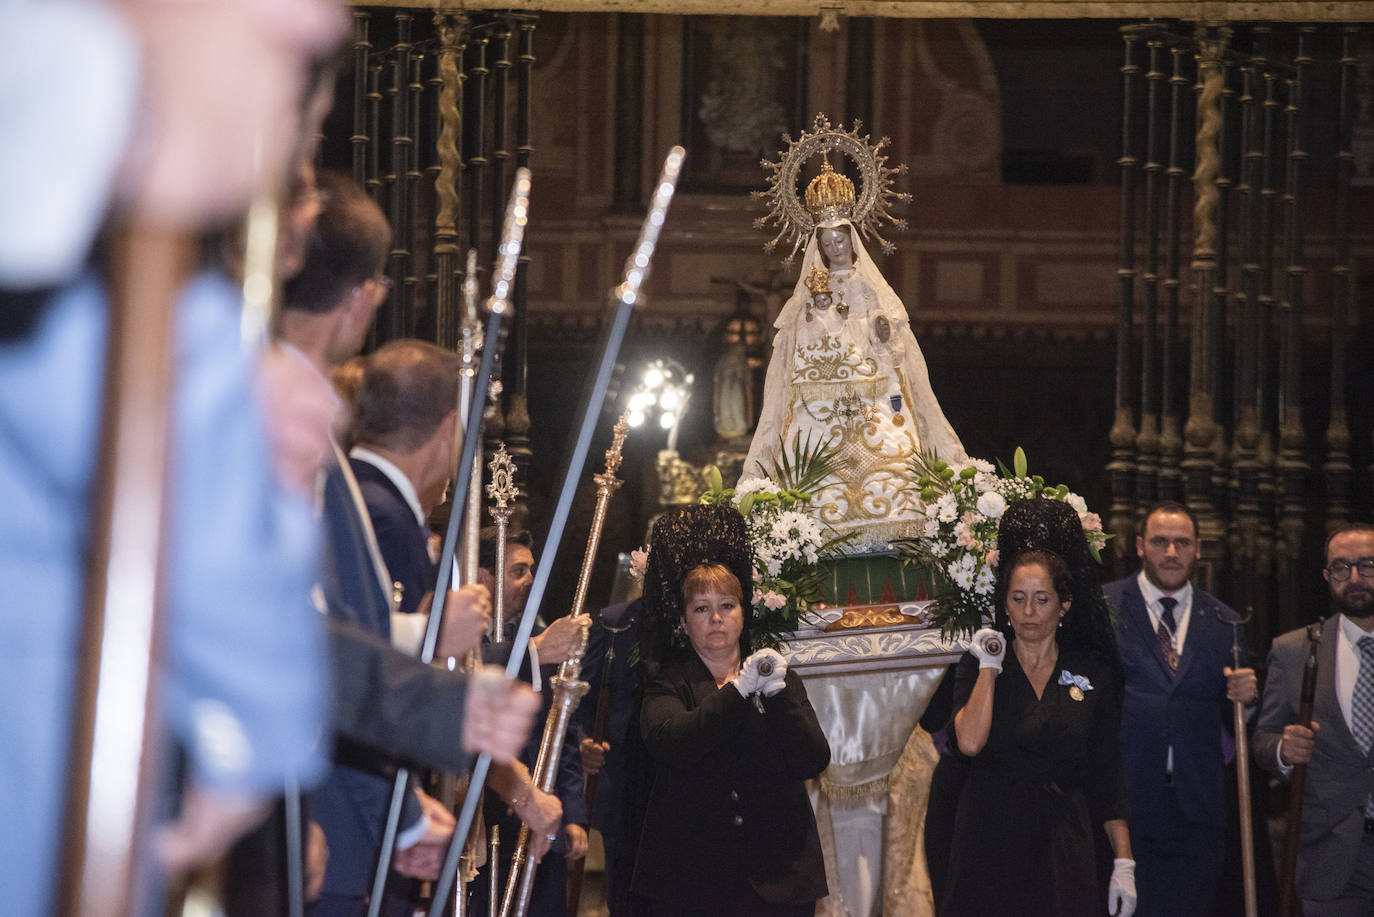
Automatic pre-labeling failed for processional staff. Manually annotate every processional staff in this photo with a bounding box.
[424,146,685,917]
[478,442,519,917]
[564,597,635,917]
[1278,620,1322,917]
[366,168,533,917]
[440,247,489,917]
[499,414,630,917]
[1230,615,1257,917]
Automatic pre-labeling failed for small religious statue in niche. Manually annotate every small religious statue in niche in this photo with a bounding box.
[712,340,754,441]
[747,115,966,548]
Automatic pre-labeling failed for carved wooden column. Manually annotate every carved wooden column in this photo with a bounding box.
[351,11,372,187]
[1184,26,1229,561]
[1158,40,1188,503]
[490,20,512,253]
[433,10,468,353]
[1276,26,1312,636]
[381,12,414,342]
[366,49,383,202]
[1109,27,1143,563]
[406,48,425,334]
[613,14,646,209]
[505,14,538,504]
[1229,32,1264,595]
[1135,35,1166,508]
[1254,26,1280,595]
[465,28,489,264]
[1325,26,1359,531]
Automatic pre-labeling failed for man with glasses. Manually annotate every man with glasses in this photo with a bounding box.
[1255,523,1374,915]
[1106,502,1258,916]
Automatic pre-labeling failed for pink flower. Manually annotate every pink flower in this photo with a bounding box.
[757,590,787,611]
[955,524,978,549]
[985,549,1000,568]
[1081,512,1102,532]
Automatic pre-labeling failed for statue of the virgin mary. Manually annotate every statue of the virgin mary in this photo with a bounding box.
[746,116,965,547]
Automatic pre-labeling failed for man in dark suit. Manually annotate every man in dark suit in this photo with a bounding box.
[1105,501,1257,917]
[1254,523,1374,916]
[348,338,462,617]
[280,176,503,916]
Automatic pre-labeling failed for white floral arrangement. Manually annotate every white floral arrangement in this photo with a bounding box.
[896,447,1108,639]
[729,473,828,614]
[698,435,850,642]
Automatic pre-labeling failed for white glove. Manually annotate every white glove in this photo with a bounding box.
[733,663,762,697]
[736,648,783,696]
[1108,858,1136,917]
[753,649,787,697]
[969,627,1006,673]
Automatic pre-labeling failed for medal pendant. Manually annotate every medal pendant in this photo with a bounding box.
[892,413,905,427]
[1069,686,1084,702]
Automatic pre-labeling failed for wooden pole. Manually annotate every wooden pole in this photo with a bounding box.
[58,222,194,917]
[1278,621,1322,917]
[1231,618,1258,917]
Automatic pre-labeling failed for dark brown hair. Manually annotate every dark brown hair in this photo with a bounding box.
[283,170,390,315]
[352,339,461,453]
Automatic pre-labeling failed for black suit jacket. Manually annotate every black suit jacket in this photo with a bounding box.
[312,461,424,898]
[631,655,830,907]
[1107,575,1243,833]
[350,456,433,616]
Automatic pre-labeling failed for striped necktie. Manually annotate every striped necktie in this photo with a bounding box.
[1351,635,1374,755]
[1156,596,1179,669]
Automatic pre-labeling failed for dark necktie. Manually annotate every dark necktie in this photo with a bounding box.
[1157,596,1179,669]
[1353,636,1374,755]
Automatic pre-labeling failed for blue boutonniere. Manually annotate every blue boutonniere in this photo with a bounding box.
[1058,669,1093,701]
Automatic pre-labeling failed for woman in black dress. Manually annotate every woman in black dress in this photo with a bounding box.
[628,505,830,917]
[939,499,1136,917]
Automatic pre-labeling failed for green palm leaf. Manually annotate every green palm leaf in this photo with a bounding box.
[755,431,839,495]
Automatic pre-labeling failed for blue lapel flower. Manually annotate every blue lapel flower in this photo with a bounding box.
[1058,669,1094,692]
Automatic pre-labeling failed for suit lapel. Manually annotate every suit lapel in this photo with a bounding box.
[1122,581,1176,680]
[1175,591,1219,683]
[335,442,397,615]
[1315,618,1363,757]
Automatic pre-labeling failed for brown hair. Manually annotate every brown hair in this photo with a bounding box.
[352,339,461,453]
[283,170,391,315]
[681,563,742,606]
[1007,549,1074,605]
